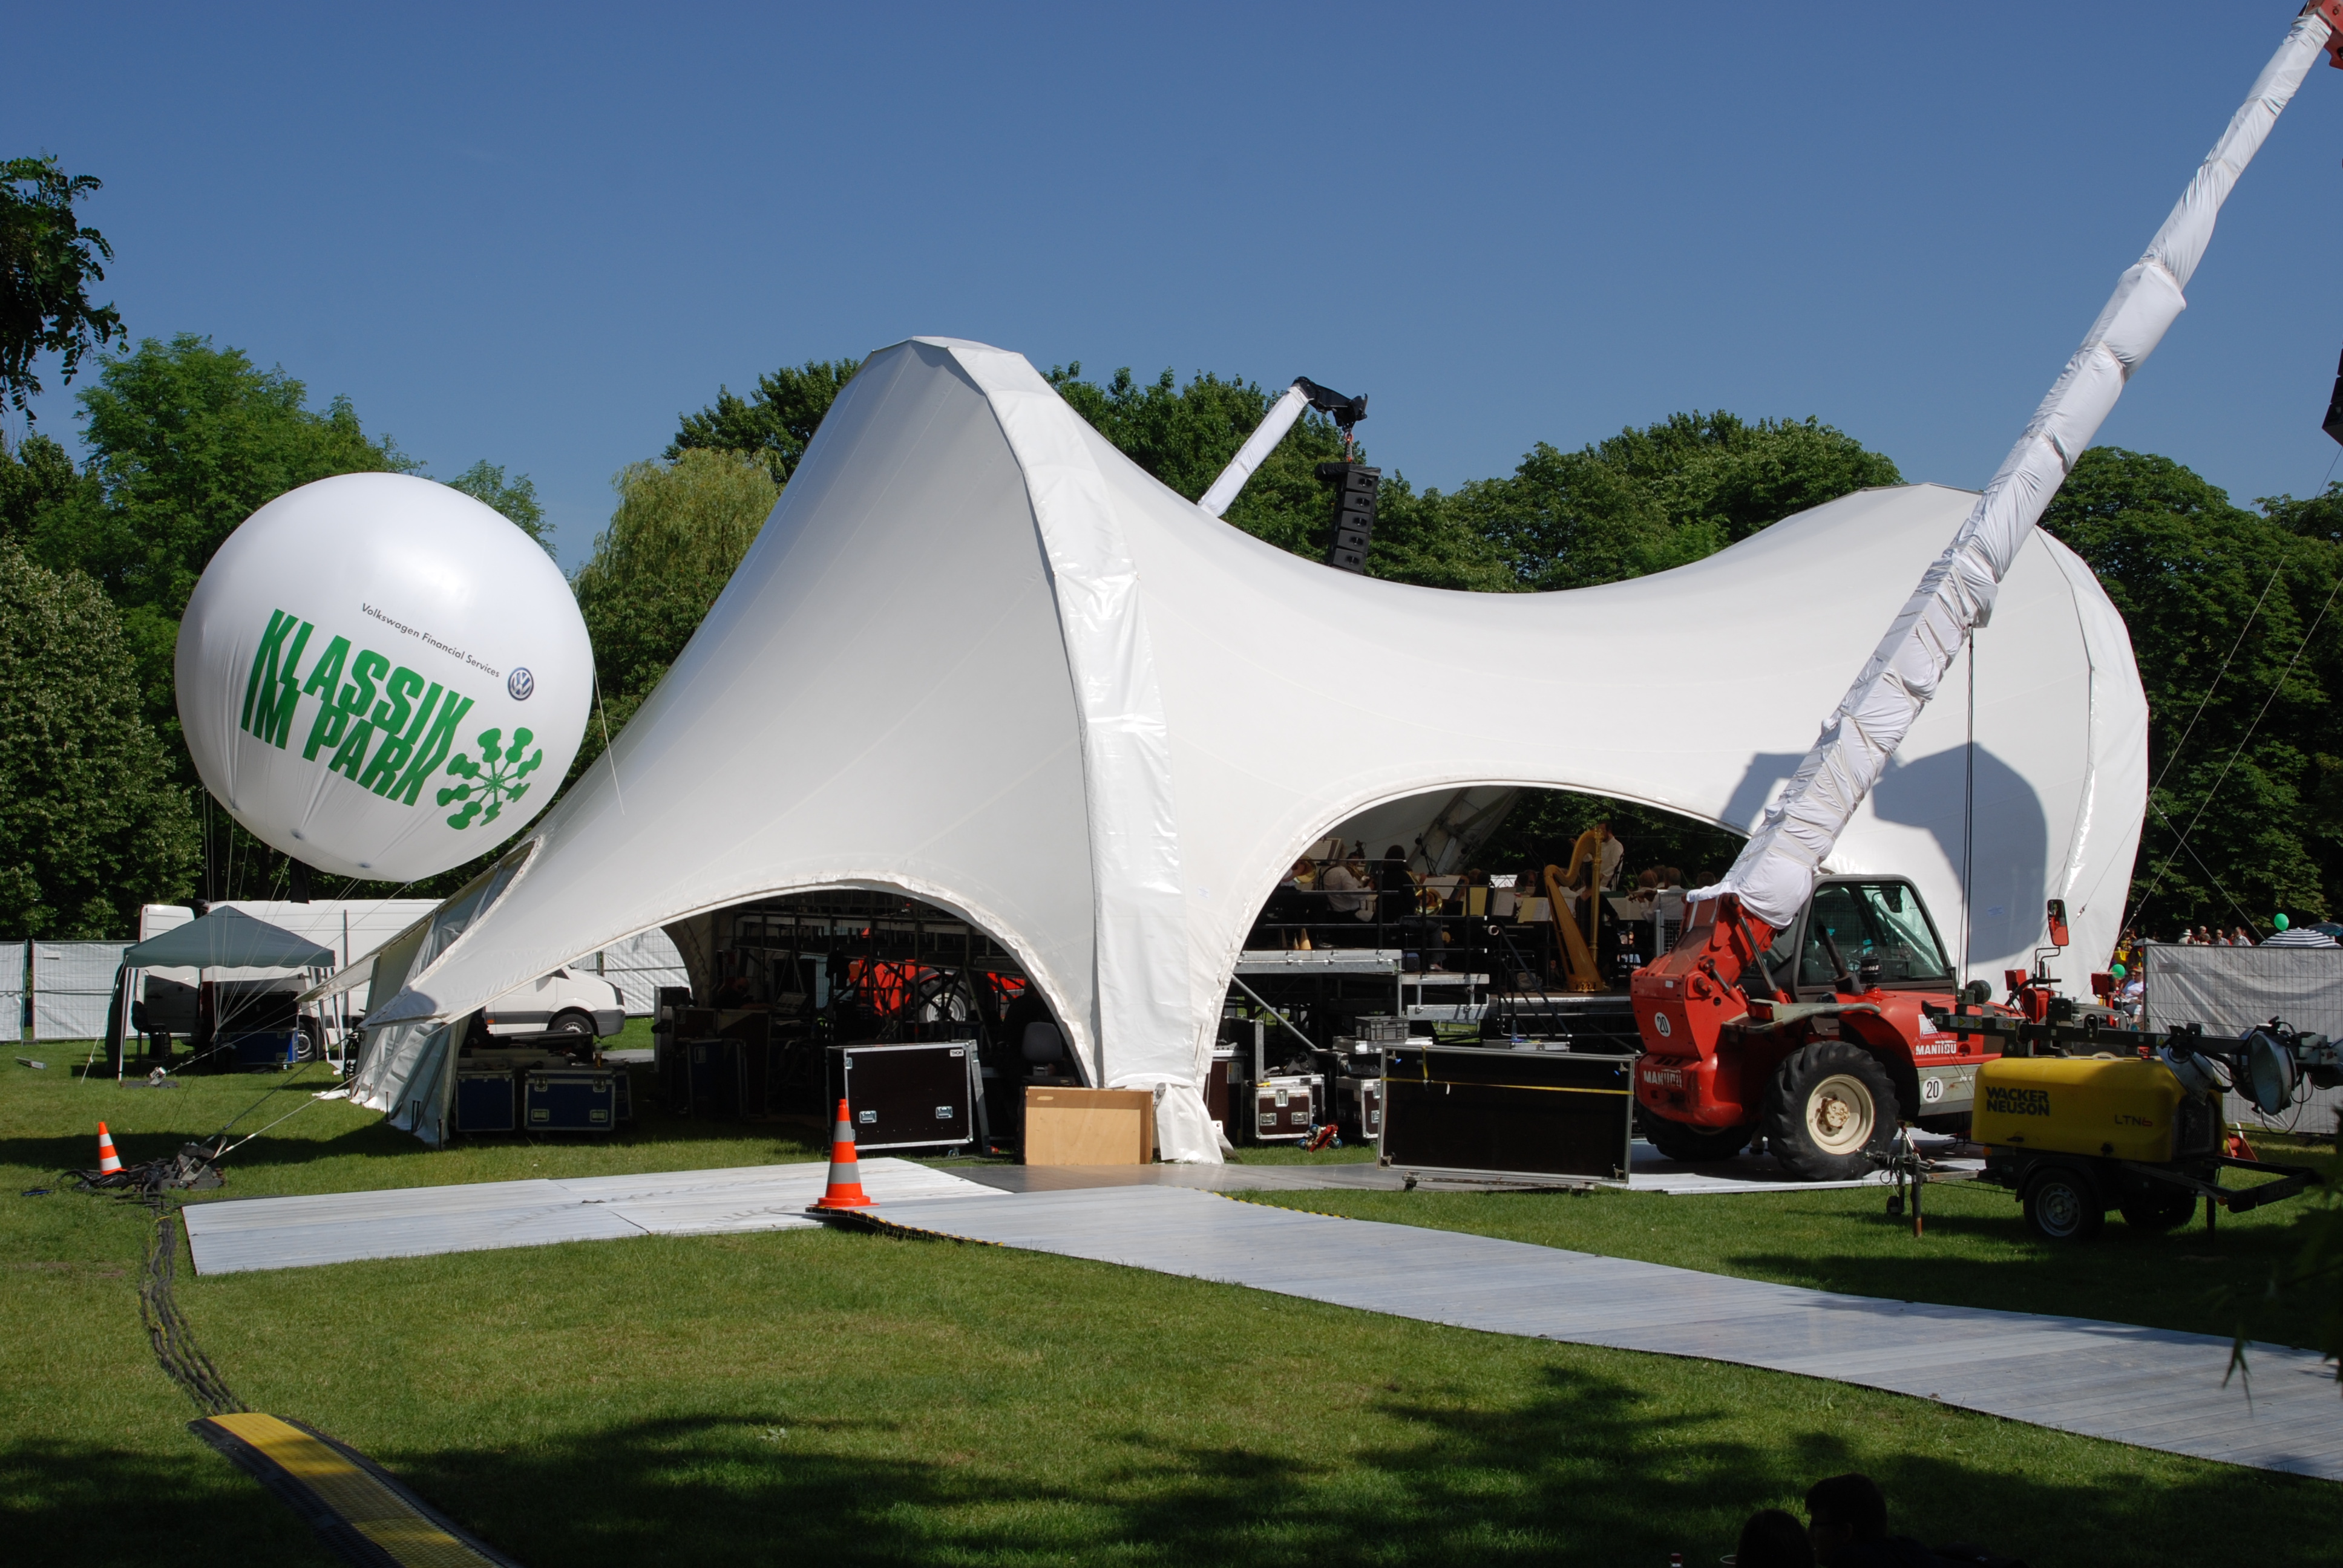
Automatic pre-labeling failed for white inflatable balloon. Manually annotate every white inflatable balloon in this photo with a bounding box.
[177,472,592,882]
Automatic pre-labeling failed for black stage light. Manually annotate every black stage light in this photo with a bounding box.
[1294,377,1368,433]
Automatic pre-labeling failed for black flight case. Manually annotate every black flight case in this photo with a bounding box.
[1379,1041,1635,1186]
[826,1041,977,1153]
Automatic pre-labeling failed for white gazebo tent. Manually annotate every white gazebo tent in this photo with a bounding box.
[353,337,2145,1157]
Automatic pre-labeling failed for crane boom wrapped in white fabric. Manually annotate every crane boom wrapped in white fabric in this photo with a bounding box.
[1706,10,2334,930]
[1198,383,1311,518]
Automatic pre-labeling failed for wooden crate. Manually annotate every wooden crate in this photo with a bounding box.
[1023,1086,1156,1165]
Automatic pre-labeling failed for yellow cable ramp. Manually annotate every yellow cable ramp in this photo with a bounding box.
[191,1413,519,1567]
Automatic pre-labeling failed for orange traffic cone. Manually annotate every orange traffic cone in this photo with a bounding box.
[810,1099,874,1210]
[95,1122,123,1175]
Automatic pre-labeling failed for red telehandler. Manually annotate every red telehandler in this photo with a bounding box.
[1629,882,2099,1180]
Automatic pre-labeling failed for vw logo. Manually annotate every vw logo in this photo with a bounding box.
[507,667,535,701]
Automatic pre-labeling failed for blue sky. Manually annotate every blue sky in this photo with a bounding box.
[10,2,2343,570]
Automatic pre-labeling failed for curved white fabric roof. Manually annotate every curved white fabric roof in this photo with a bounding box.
[364,338,2145,1154]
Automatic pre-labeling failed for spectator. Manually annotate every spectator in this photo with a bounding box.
[1258,858,1319,947]
[2231,925,2255,947]
[1804,1473,1929,1566]
[1803,1473,2027,1567]
[2262,913,2338,949]
[1319,856,1374,944]
[1735,1507,1814,1567]
[1378,845,1416,927]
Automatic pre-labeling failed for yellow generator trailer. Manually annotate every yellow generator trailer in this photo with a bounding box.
[1971,1023,2331,1241]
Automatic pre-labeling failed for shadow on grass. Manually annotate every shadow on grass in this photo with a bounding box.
[0,1439,333,1568]
[8,1367,2336,1567]
[317,1367,2339,1567]
[1722,1214,2319,1348]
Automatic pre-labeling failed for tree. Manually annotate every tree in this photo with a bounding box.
[0,430,93,543]
[571,449,779,767]
[0,542,197,935]
[670,358,863,486]
[1440,412,1902,591]
[2041,448,2343,935]
[53,335,411,618]
[1042,362,1510,588]
[1050,364,1282,501]
[1,156,126,419]
[443,459,551,555]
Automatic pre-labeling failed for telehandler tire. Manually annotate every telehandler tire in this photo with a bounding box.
[1760,1042,1897,1181]
[2022,1164,2103,1241]
[2119,1189,2197,1233]
[1640,1114,1754,1164]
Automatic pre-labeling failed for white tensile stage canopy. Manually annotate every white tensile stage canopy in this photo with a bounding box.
[358,337,2146,1158]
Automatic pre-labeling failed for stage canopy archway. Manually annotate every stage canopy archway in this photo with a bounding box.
[355,338,2146,1160]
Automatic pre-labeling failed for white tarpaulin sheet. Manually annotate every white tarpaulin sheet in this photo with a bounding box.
[2143,941,2343,1134]
[355,338,2147,1160]
[31,941,128,1041]
[589,930,687,1014]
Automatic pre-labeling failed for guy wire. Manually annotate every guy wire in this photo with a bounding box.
[2130,572,2343,929]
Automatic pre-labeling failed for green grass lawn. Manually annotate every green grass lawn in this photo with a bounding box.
[4,1039,830,1199]
[5,1053,2339,1567]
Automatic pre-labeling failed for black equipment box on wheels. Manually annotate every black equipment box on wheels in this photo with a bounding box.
[1380,1043,1634,1186]
[524,1068,618,1133]
[454,1068,517,1134]
[827,1042,976,1152]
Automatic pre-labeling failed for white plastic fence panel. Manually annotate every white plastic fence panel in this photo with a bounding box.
[2,939,24,1042]
[592,930,689,1015]
[31,941,129,1041]
[2142,942,2343,1135]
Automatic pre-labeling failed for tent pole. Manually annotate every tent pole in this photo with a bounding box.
[1230,975,1316,1057]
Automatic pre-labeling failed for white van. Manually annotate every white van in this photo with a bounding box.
[479,967,627,1039]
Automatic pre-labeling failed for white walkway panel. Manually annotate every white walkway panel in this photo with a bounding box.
[865,1184,2343,1482]
[181,1157,988,1275]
